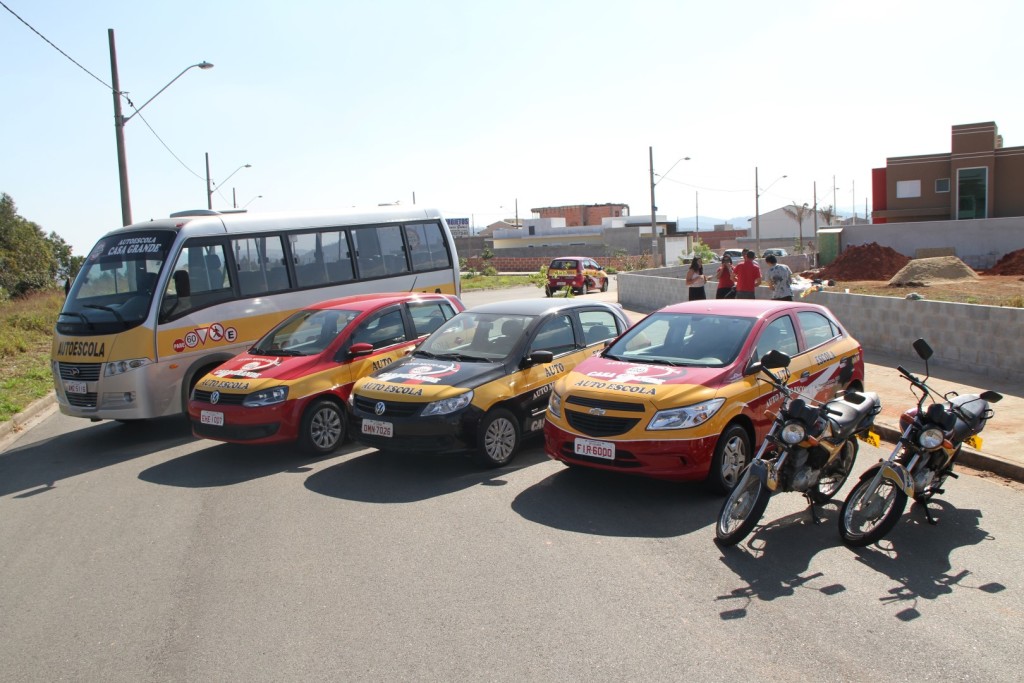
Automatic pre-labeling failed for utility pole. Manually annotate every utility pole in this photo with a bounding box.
[754,166,761,256]
[205,153,213,210]
[109,29,132,226]
[649,146,659,267]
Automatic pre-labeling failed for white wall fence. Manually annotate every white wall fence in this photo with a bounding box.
[617,269,1024,383]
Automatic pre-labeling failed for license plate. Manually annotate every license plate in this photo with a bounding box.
[362,419,394,438]
[64,380,88,394]
[200,410,224,426]
[965,434,983,449]
[574,437,615,460]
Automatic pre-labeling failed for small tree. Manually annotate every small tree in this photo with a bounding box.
[783,202,810,254]
[818,204,836,227]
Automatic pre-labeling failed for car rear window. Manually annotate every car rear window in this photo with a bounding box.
[550,260,578,270]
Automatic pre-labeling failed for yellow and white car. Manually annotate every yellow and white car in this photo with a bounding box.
[348,298,629,467]
[545,257,610,297]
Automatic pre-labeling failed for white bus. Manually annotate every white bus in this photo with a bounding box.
[52,207,461,421]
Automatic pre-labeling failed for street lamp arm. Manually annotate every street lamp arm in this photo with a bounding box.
[654,156,692,186]
[213,163,252,189]
[122,61,214,125]
[757,174,788,197]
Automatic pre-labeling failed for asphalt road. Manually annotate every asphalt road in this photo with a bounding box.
[1,284,1022,682]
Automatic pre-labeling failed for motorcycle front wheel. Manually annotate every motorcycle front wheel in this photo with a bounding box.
[809,439,858,504]
[715,470,771,547]
[838,475,908,547]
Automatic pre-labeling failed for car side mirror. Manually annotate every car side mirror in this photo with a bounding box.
[525,350,554,367]
[348,342,374,357]
[745,360,763,376]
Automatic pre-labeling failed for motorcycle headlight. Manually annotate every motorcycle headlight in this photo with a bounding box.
[918,427,945,450]
[243,386,289,407]
[104,358,152,377]
[422,390,473,416]
[548,390,563,419]
[780,420,807,444]
[648,398,725,431]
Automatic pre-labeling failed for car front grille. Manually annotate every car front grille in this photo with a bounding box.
[192,390,247,406]
[353,395,421,418]
[565,410,641,437]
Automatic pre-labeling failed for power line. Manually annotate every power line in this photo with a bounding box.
[1,1,111,91]
[3,3,207,188]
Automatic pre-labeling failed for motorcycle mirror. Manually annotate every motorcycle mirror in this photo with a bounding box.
[912,338,933,360]
[760,349,791,370]
[981,390,1003,403]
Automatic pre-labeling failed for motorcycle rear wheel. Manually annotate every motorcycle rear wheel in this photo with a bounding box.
[809,439,858,504]
[715,470,771,547]
[838,475,907,547]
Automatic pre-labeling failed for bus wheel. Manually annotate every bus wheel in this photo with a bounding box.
[300,399,346,454]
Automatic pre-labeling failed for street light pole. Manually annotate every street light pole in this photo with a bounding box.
[649,146,658,267]
[649,147,690,268]
[754,166,787,256]
[205,156,251,209]
[108,28,213,226]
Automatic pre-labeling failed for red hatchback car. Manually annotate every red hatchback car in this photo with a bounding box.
[188,292,463,453]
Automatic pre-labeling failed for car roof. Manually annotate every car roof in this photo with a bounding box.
[306,292,453,312]
[653,299,831,320]
[549,256,592,263]
[464,298,621,317]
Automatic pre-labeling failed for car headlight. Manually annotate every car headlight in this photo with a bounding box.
[780,420,807,444]
[648,398,725,431]
[243,386,289,407]
[918,427,945,449]
[104,358,152,377]
[422,390,473,416]
[548,390,563,418]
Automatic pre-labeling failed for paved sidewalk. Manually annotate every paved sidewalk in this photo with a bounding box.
[863,350,1023,482]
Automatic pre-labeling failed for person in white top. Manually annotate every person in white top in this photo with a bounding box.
[764,254,793,301]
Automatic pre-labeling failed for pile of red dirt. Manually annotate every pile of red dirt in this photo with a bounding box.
[814,242,911,281]
[985,248,1024,276]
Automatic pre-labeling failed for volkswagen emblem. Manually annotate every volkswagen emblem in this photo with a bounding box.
[211,391,220,405]
[374,401,386,416]
[588,407,606,416]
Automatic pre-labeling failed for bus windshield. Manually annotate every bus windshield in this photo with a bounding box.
[59,230,177,335]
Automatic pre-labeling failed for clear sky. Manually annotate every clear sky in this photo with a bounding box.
[3,0,1023,255]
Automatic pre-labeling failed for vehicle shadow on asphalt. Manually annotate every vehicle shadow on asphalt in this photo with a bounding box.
[0,417,195,498]
[715,501,848,618]
[303,440,553,504]
[847,499,1003,621]
[510,466,721,538]
[138,440,337,488]
[714,499,999,621]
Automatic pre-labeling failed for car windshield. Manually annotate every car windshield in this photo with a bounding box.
[604,312,755,368]
[250,309,360,357]
[416,312,535,362]
[58,230,177,334]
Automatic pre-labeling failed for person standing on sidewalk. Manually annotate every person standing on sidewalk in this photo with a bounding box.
[685,256,708,301]
[765,254,793,301]
[733,250,762,299]
[715,255,736,299]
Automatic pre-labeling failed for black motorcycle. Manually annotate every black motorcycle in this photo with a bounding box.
[838,339,1002,547]
[716,349,882,546]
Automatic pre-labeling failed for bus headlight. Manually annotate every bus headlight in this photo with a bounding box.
[548,390,563,418]
[648,398,725,431]
[243,386,289,407]
[422,391,473,416]
[104,358,152,377]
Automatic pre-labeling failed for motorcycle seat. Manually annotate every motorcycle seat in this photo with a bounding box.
[827,391,881,441]
[948,394,991,441]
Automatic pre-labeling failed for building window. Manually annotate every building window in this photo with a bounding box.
[896,180,921,199]
[935,178,950,193]
[957,168,988,219]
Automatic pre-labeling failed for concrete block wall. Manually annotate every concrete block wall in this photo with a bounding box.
[618,270,1024,382]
